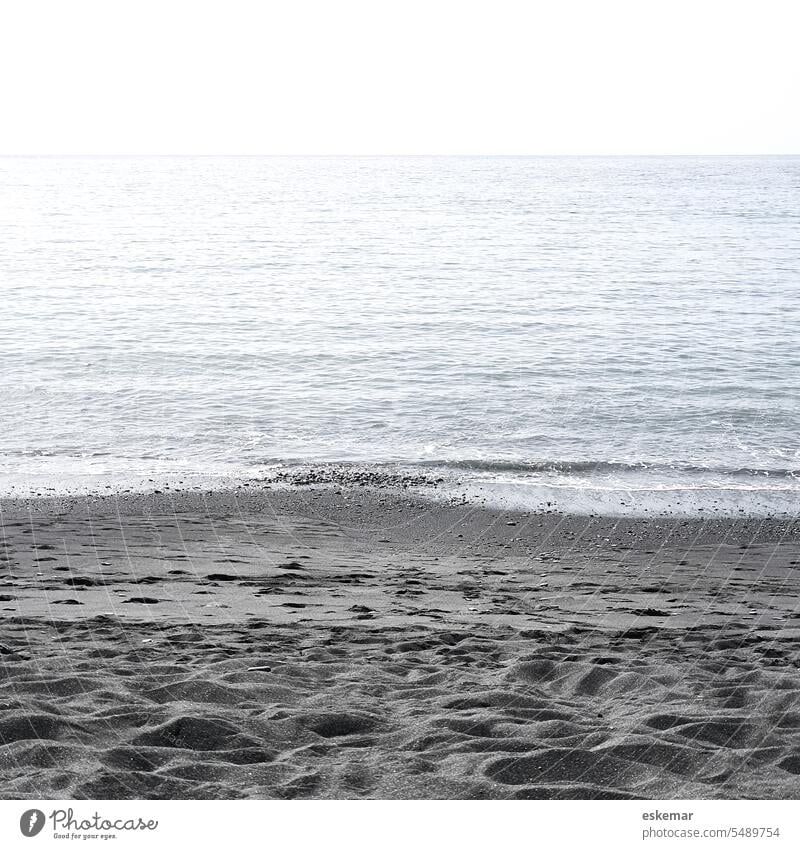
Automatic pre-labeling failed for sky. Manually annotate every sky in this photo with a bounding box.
[1,0,798,154]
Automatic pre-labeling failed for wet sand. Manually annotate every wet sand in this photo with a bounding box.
[1,486,799,799]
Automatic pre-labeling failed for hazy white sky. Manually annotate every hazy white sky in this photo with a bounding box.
[1,0,798,154]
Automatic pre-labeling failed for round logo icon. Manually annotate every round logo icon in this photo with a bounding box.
[20,810,46,837]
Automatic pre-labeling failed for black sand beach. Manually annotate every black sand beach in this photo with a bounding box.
[1,486,799,799]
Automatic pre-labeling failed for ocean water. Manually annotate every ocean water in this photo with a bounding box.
[1,156,798,515]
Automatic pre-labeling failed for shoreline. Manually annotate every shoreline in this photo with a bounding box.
[2,482,799,546]
[1,485,799,799]
[3,458,799,520]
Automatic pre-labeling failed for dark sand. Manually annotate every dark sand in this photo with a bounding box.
[1,486,799,799]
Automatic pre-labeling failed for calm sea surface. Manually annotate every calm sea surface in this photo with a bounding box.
[1,157,798,514]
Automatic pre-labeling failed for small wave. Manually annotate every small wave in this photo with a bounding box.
[258,458,800,480]
[421,459,800,478]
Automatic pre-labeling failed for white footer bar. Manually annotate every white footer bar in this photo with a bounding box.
[1,799,797,849]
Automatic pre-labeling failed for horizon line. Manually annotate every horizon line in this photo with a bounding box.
[1,152,799,158]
